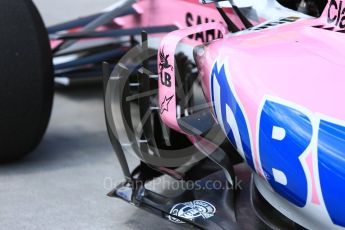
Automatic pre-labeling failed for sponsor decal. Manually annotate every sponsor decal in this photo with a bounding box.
[161,95,174,114]
[210,62,255,170]
[185,12,223,42]
[159,48,173,87]
[327,0,345,28]
[168,200,216,223]
[211,60,345,227]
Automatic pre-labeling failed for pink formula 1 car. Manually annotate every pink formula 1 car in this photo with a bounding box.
[0,0,325,163]
[0,0,322,162]
[104,0,345,229]
[0,0,283,163]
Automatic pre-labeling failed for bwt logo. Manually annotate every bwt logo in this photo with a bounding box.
[327,0,345,28]
[210,61,345,227]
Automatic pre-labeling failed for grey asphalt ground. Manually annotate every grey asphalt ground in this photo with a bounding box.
[0,1,189,229]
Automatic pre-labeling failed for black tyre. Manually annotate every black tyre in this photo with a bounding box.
[0,0,54,162]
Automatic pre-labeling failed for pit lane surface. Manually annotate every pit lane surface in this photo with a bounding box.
[0,1,190,229]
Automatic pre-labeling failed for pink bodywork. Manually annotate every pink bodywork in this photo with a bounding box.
[158,22,227,133]
[114,0,247,33]
[50,0,249,49]
[158,0,345,176]
[158,1,345,229]
[196,7,345,173]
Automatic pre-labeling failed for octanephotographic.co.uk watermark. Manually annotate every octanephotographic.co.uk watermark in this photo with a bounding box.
[103,176,243,191]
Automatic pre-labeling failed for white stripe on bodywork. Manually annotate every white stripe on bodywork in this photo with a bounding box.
[213,74,225,130]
